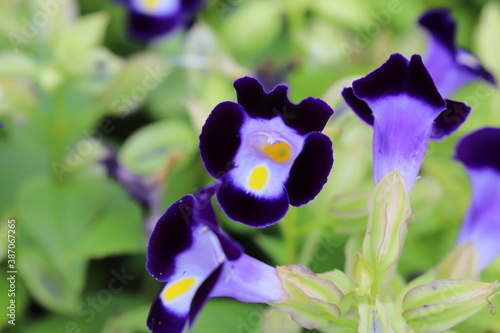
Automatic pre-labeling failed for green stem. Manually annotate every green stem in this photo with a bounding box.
[280,206,298,265]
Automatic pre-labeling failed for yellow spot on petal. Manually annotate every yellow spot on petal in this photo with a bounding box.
[262,141,292,163]
[249,165,268,191]
[162,278,196,301]
[143,0,160,10]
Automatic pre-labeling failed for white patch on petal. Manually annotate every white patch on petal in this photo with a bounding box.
[132,0,180,16]
[231,116,305,198]
[456,49,481,70]
[162,225,225,314]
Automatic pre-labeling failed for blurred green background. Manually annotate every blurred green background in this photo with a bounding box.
[0,0,499,332]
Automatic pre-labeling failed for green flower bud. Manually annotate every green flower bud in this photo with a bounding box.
[352,252,374,295]
[319,269,357,313]
[270,265,344,329]
[433,242,478,279]
[402,279,499,333]
[359,299,408,333]
[362,171,411,272]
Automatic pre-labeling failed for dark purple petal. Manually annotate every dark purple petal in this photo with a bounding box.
[217,175,289,227]
[188,264,224,327]
[146,195,195,281]
[181,0,206,12]
[234,77,332,135]
[352,54,445,109]
[290,97,334,134]
[234,76,282,120]
[455,128,500,172]
[147,296,187,333]
[431,99,471,140]
[127,12,180,43]
[341,87,374,126]
[285,133,334,206]
[419,8,456,54]
[199,102,245,179]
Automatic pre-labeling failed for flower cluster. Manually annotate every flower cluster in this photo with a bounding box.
[135,6,500,333]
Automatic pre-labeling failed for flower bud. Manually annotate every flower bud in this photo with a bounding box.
[433,242,478,279]
[402,279,499,333]
[352,252,374,295]
[362,171,411,272]
[359,299,408,333]
[270,265,344,329]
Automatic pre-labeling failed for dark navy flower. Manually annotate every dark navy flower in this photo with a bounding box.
[455,128,500,270]
[199,77,334,227]
[114,0,205,42]
[342,53,471,191]
[419,8,496,97]
[146,187,288,333]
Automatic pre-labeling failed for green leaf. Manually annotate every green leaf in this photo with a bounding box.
[475,2,500,77]
[222,0,282,56]
[119,119,197,176]
[53,12,109,76]
[70,181,145,260]
[15,174,143,313]
[98,53,170,117]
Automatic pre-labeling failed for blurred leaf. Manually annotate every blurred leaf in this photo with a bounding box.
[0,51,37,78]
[222,0,282,56]
[102,304,151,333]
[475,2,500,77]
[16,174,143,313]
[311,0,370,27]
[53,12,109,76]
[189,299,265,333]
[98,52,169,117]
[70,181,145,260]
[119,119,197,176]
[0,78,38,116]
[254,234,286,264]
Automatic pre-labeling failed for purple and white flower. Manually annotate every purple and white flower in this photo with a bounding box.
[146,186,288,333]
[199,77,334,227]
[342,53,471,191]
[114,0,206,42]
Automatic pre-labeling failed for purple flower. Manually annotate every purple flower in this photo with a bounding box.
[146,187,288,333]
[419,8,496,97]
[455,128,500,270]
[199,77,334,227]
[113,0,206,42]
[342,53,471,191]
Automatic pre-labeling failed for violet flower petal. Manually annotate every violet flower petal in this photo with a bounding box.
[419,8,496,97]
[455,128,500,270]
